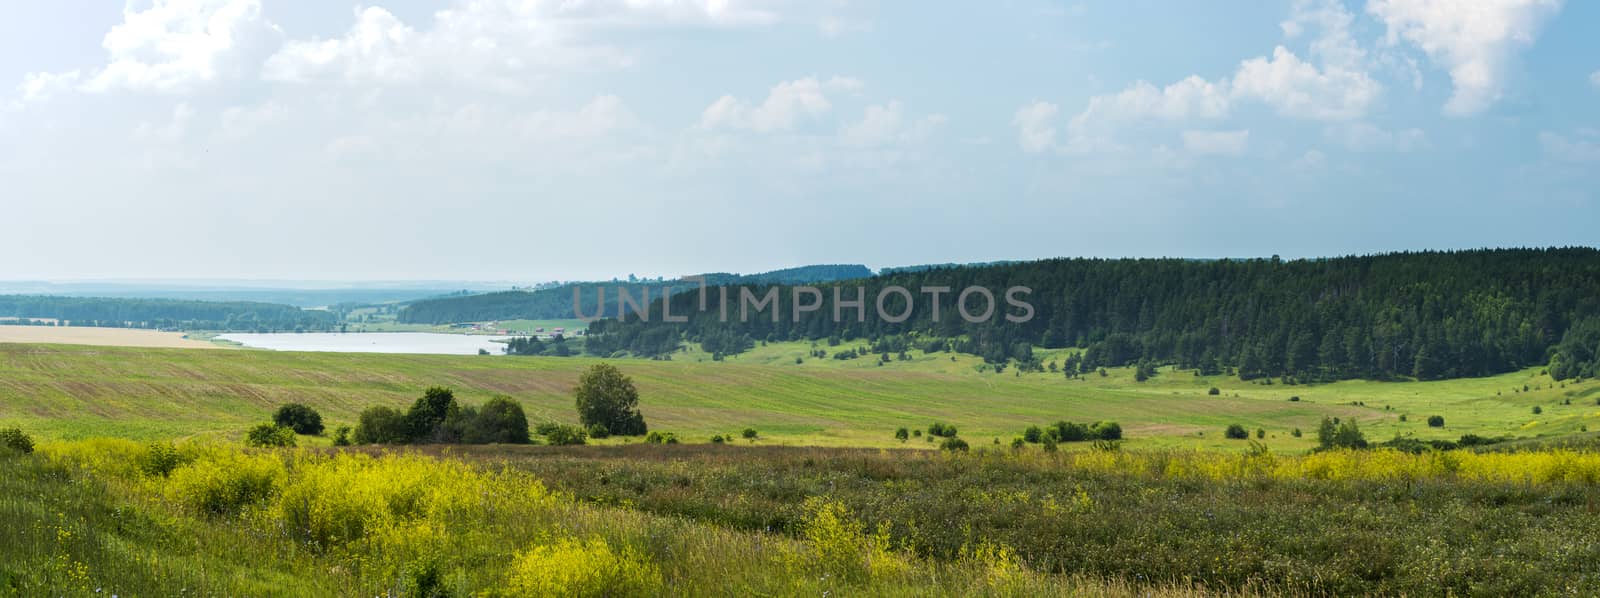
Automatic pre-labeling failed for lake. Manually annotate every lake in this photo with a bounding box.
[215,332,513,355]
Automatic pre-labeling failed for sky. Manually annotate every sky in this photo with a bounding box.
[1,0,1596,282]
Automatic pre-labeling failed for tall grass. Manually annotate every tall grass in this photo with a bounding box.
[2,440,1254,597]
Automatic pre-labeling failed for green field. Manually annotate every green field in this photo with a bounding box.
[4,341,1595,450]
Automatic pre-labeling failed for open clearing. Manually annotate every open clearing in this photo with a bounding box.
[0,326,220,350]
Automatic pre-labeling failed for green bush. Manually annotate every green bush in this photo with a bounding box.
[1427,415,1446,428]
[272,403,324,435]
[534,421,562,436]
[587,423,612,439]
[1090,421,1123,441]
[471,396,531,444]
[927,423,958,438]
[245,423,296,448]
[1023,425,1043,443]
[0,427,33,454]
[1291,428,1302,438]
[1532,406,1543,415]
[1224,424,1250,440]
[138,442,185,477]
[742,428,758,440]
[353,406,409,444]
[1042,436,1059,452]
[544,425,588,446]
[332,426,352,447]
[894,427,909,441]
[938,437,969,451]
[406,387,461,443]
[1208,387,1221,395]
[1256,428,1266,439]
[710,435,725,444]
[645,431,679,444]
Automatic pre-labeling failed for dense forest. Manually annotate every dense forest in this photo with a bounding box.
[0,295,338,332]
[584,248,1600,383]
[398,264,873,324]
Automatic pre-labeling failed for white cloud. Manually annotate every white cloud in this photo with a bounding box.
[1292,149,1328,170]
[1071,76,1231,129]
[1324,122,1428,151]
[1012,101,1060,154]
[1591,70,1600,88]
[84,0,283,93]
[1182,129,1250,155]
[1539,131,1600,162]
[262,7,420,84]
[700,77,858,132]
[1368,0,1563,116]
[1233,46,1380,120]
[839,101,945,147]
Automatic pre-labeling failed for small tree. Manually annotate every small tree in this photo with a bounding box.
[1225,424,1250,440]
[1207,387,1220,396]
[1427,415,1445,428]
[939,437,969,451]
[575,364,648,436]
[741,428,758,440]
[272,403,324,435]
[1090,421,1123,441]
[406,387,461,443]
[894,427,909,441]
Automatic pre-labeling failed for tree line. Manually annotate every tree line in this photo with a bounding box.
[582,248,1600,382]
[0,295,338,332]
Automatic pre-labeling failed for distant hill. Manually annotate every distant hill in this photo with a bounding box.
[396,264,873,324]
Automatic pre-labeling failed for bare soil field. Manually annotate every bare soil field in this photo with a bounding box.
[0,326,220,349]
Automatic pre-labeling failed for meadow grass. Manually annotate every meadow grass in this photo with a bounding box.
[1,440,1278,597]
[3,341,1596,451]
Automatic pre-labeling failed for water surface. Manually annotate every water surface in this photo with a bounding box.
[216,332,512,355]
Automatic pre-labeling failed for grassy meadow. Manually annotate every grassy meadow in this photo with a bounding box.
[2,341,1596,450]
[5,338,1600,595]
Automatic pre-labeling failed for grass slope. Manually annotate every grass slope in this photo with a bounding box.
[2,341,1596,449]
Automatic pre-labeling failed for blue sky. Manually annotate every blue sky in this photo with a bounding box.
[1,0,1595,282]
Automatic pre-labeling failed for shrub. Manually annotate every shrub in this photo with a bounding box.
[1288,396,1301,402]
[575,363,648,437]
[1532,406,1543,415]
[1023,425,1043,443]
[246,423,296,448]
[505,537,663,597]
[1291,428,1302,438]
[1224,424,1250,440]
[894,427,909,441]
[1090,421,1123,441]
[710,434,725,444]
[1256,428,1266,439]
[587,423,611,439]
[166,450,284,516]
[471,396,532,444]
[534,421,562,436]
[272,403,324,435]
[354,406,409,444]
[1053,421,1089,442]
[544,425,588,446]
[939,437,969,451]
[1208,387,1220,395]
[742,428,758,440]
[0,427,34,454]
[138,442,185,477]
[1010,436,1025,449]
[1427,415,1445,428]
[928,423,958,438]
[1042,436,1059,452]
[332,426,352,447]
